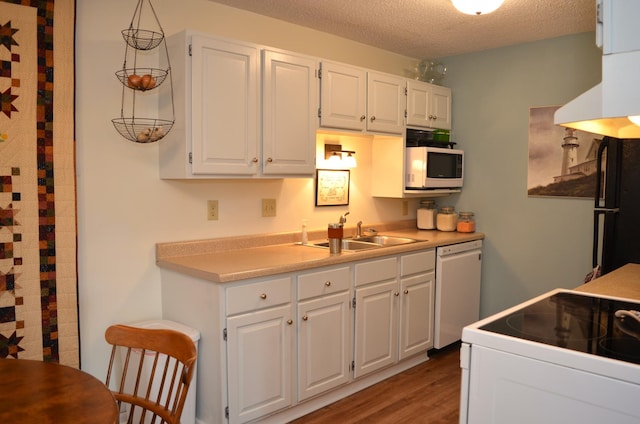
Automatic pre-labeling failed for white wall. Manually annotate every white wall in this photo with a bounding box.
[441,32,603,316]
[76,0,419,378]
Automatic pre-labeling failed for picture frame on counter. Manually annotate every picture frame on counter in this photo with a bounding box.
[316,169,350,206]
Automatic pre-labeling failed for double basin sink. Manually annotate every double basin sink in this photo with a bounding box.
[307,235,420,251]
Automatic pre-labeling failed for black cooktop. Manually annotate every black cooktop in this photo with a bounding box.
[479,291,640,364]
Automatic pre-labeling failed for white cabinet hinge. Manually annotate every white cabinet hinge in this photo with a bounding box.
[188,44,192,57]
[189,152,193,164]
[225,406,229,419]
[317,107,322,118]
[351,296,356,309]
[223,328,227,341]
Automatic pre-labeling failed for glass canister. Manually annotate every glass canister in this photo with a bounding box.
[436,206,457,232]
[417,200,437,230]
[457,212,476,233]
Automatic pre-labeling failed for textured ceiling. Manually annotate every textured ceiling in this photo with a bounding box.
[208,0,597,59]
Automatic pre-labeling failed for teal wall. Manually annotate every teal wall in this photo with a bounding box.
[441,32,603,316]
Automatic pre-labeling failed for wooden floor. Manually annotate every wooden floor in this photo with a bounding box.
[290,343,462,424]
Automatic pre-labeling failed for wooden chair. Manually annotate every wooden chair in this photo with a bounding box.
[105,324,197,424]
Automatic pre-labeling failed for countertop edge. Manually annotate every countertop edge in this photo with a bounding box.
[156,228,485,283]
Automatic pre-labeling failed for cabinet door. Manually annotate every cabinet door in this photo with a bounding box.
[226,304,293,424]
[399,271,434,360]
[366,71,405,134]
[353,279,398,378]
[319,61,366,131]
[406,80,451,130]
[406,79,432,128]
[262,50,317,175]
[430,84,452,130]
[297,291,351,401]
[191,35,259,175]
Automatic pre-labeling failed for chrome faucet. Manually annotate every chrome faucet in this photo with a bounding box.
[356,220,377,238]
[339,211,349,226]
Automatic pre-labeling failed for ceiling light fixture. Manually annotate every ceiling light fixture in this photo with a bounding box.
[451,0,504,15]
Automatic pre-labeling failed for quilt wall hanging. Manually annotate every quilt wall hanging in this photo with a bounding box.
[0,0,77,366]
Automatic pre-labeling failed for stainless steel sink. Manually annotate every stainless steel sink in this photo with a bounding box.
[310,239,382,251]
[351,235,419,246]
[305,235,420,251]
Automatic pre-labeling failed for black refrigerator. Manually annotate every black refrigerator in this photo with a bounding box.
[594,137,640,275]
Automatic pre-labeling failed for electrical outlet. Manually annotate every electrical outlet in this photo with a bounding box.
[402,200,409,216]
[262,199,276,217]
[207,200,219,221]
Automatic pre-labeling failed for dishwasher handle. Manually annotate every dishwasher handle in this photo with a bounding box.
[437,240,483,257]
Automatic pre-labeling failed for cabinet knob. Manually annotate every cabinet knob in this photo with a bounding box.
[394,291,399,297]
[428,114,434,119]
[252,157,259,163]
[404,289,409,294]
[287,319,293,325]
[432,115,437,120]
[302,315,309,321]
[325,281,331,287]
[360,115,366,121]
[370,116,376,122]
[266,157,273,163]
[260,293,267,300]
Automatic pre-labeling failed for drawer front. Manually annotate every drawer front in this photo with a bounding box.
[355,257,397,286]
[226,276,292,316]
[298,266,350,300]
[400,249,435,276]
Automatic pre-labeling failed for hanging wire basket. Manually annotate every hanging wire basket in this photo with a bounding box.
[112,117,174,143]
[121,28,164,50]
[115,68,168,91]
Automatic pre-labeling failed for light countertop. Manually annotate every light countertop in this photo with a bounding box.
[575,263,640,301]
[156,221,484,283]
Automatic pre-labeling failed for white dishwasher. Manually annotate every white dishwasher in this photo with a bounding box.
[434,240,482,349]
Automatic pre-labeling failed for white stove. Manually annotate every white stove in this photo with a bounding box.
[459,288,640,424]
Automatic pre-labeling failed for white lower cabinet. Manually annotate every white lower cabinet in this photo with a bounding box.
[353,278,399,378]
[297,266,351,401]
[225,277,294,424]
[399,250,435,360]
[160,247,436,424]
[226,305,293,423]
[353,251,435,377]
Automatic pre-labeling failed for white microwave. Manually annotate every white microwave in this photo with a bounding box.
[406,146,464,189]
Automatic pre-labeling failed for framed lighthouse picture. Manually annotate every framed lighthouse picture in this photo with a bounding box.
[527,106,603,198]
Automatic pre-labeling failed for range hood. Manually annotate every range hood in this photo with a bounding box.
[555,0,640,138]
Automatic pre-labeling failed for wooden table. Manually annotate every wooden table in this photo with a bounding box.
[0,358,118,423]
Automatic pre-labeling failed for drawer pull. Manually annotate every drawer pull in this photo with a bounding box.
[302,315,309,321]
[394,291,399,297]
[404,289,409,294]
[325,281,331,287]
[287,319,293,325]
[260,293,267,300]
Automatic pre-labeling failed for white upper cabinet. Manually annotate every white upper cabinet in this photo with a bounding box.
[159,31,316,178]
[262,49,318,175]
[319,61,405,134]
[406,79,451,130]
[367,71,406,134]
